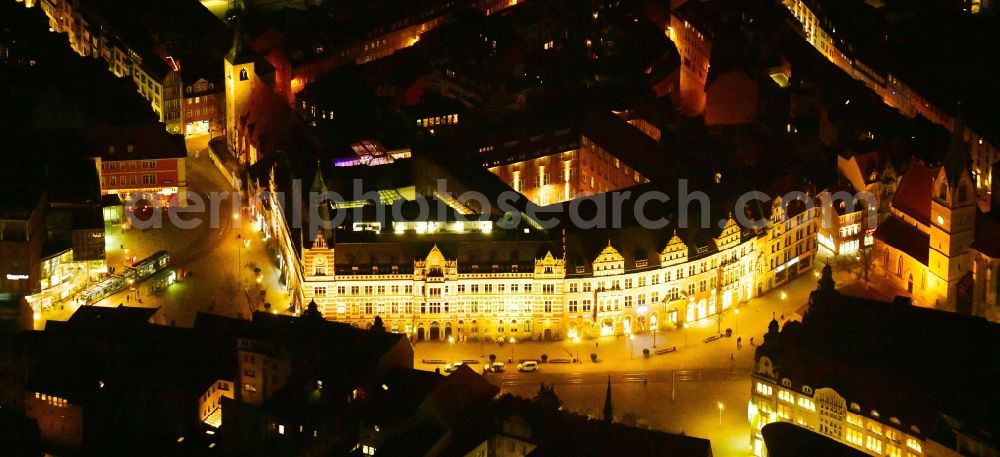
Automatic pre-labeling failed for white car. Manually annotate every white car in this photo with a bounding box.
[444,362,464,373]
[517,360,539,372]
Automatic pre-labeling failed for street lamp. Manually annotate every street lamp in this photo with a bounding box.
[573,336,581,363]
[652,328,659,348]
[628,334,635,360]
[508,337,516,363]
[448,336,455,366]
[718,401,724,426]
[236,233,242,285]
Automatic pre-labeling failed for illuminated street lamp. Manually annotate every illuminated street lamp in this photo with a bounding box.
[718,401,724,426]
[509,337,516,363]
[236,233,242,285]
[573,336,581,363]
[628,334,635,360]
[448,336,455,366]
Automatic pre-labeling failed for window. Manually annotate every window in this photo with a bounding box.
[142,175,156,185]
[243,383,257,393]
[569,300,578,312]
[314,287,327,296]
[239,68,249,81]
[755,382,773,396]
[846,429,863,446]
[778,390,794,403]
[866,436,882,453]
[797,397,815,411]
[906,439,922,453]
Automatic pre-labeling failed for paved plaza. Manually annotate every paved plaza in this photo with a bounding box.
[38,135,293,327]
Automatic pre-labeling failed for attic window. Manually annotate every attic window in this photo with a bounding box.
[781,378,791,387]
[127,144,134,153]
[575,266,585,273]
[850,402,861,412]
[108,145,116,154]
[239,68,249,81]
[714,172,722,184]
[871,410,880,418]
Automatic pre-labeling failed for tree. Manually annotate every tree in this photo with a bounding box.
[489,353,497,363]
[590,353,598,363]
[372,315,385,332]
[830,246,878,286]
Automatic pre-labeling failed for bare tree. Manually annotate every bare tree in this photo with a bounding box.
[830,246,878,285]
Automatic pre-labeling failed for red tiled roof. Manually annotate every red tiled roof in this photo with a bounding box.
[892,161,938,224]
[874,216,929,265]
[241,83,294,148]
[852,150,883,185]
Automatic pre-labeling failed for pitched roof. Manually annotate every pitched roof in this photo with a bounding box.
[892,160,938,224]
[759,291,1000,447]
[873,216,929,265]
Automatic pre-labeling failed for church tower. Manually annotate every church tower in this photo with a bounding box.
[928,116,976,311]
[224,10,257,156]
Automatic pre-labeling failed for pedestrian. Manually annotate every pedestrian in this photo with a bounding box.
[737,336,742,349]
[730,353,735,361]
[750,337,754,346]
[126,295,130,303]
[643,378,647,387]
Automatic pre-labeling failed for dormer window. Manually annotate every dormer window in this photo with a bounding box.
[239,68,249,81]
[127,144,134,153]
[108,145,116,154]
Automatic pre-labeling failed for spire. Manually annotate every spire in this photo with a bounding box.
[944,104,970,189]
[301,299,322,320]
[225,8,256,65]
[767,312,779,336]
[602,376,613,424]
[817,264,835,293]
[310,161,328,194]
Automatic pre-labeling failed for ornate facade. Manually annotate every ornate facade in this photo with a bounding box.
[301,205,817,342]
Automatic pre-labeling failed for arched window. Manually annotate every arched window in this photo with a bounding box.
[239,68,249,81]
[939,182,948,200]
[907,273,914,293]
[897,256,903,275]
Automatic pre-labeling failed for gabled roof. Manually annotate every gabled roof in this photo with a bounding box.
[892,161,938,224]
[874,216,929,265]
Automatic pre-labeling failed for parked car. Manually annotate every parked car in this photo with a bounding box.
[517,360,539,372]
[484,362,506,373]
[444,362,464,373]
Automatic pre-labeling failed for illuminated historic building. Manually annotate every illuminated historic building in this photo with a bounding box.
[874,126,977,313]
[84,126,188,207]
[750,269,1000,457]
[301,202,817,341]
[18,0,229,135]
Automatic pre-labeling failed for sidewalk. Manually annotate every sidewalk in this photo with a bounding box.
[415,269,827,373]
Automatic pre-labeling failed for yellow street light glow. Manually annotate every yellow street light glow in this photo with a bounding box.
[780,291,787,300]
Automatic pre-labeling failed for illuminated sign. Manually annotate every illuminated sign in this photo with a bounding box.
[6,274,29,280]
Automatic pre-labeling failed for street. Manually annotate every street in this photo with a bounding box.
[39,135,292,327]
[417,268,842,457]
